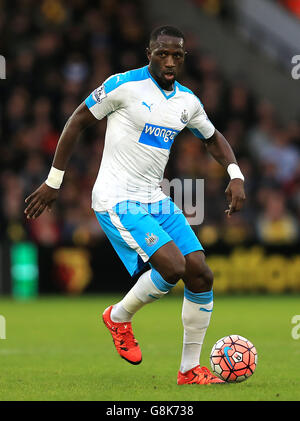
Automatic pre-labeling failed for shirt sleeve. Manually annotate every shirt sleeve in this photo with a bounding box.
[84,76,122,120]
[187,97,215,140]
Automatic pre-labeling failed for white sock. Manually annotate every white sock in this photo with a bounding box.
[110,269,172,323]
[180,296,213,373]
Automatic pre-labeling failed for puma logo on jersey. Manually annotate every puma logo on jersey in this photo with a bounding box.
[142,101,153,112]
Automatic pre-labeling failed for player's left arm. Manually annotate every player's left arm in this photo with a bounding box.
[204,129,246,217]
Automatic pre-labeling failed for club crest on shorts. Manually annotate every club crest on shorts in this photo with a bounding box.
[145,232,158,246]
[180,109,189,124]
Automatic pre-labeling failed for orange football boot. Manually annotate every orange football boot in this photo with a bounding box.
[177,365,225,385]
[102,305,142,365]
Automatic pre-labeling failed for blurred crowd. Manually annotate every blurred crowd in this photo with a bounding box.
[192,0,300,20]
[1,0,300,249]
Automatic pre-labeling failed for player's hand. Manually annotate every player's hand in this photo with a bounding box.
[24,183,59,219]
[224,179,246,218]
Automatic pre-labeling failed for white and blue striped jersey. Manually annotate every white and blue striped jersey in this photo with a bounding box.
[85,65,215,211]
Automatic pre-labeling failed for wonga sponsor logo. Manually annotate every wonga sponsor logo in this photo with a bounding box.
[139,123,179,150]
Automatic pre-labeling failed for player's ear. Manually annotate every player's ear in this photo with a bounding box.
[146,47,152,62]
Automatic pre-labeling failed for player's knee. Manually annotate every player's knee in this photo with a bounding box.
[185,253,214,292]
[163,257,186,284]
[201,266,214,291]
[186,264,214,292]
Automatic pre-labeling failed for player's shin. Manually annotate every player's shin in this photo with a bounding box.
[110,268,175,322]
[180,288,213,373]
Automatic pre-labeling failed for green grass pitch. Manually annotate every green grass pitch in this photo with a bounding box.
[0,293,299,401]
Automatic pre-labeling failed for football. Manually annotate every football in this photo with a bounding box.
[210,335,257,382]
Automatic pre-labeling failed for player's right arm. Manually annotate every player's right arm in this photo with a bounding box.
[24,102,97,219]
[24,74,123,219]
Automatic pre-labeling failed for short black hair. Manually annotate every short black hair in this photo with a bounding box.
[149,25,185,44]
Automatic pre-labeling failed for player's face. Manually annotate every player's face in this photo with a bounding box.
[147,35,186,90]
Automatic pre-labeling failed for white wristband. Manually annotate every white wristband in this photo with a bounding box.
[45,167,65,189]
[227,163,244,181]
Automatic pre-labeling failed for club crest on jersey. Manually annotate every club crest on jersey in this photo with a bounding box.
[180,109,189,124]
[145,232,158,246]
[92,84,106,103]
[139,123,179,150]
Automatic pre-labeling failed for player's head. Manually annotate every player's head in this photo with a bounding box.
[147,25,186,90]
